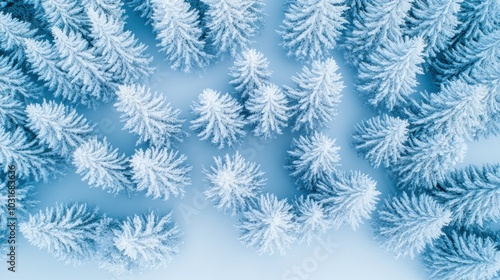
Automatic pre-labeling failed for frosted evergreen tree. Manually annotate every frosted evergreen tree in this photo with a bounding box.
[41,0,89,35]
[480,79,500,138]
[373,192,451,258]
[313,171,380,229]
[353,115,409,168]
[52,27,113,102]
[0,93,25,129]
[394,133,467,189]
[423,231,500,280]
[405,0,463,58]
[410,80,488,140]
[203,0,264,57]
[358,36,425,111]
[87,7,153,84]
[115,84,185,148]
[456,0,499,43]
[130,147,191,201]
[73,137,134,194]
[288,132,341,189]
[238,193,296,256]
[293,195,330,245]
[150,0,209,72]
[246,83,289,139]
[285,58,344,132]
[190,89,247,149]
[345,0,414,66]
[20,203,101,265]
[229,48,272,99]
[0,55,37,99]
[129,0,153,21]
[204,152,266,215]
[109,212,181,271]
[279,0,347,61]
[22,38,81,104]
[434,164,500,227]
[0,11,37,62]
[87,0,125,19]
[26,100,95,158]
[0,127,59,182]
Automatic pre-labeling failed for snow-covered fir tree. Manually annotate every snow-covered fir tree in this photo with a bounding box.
[238,193,296,256]
[279,0,347,61]
[373,192,451,258]
[358,36,425,111]
[0,11,37,62]
[480,79,500,138]
[353,115,409,169]
[0,55,37,99]
[204,152,266,215]
[288,132,341,189]
[87,7,153,84]
[405,0,463,58]
[313,171,380,229]
[130,147,191,201]
[129,0,153,21]
[246,83,289,139]
[203,0,264,57]
[87,0,125,19]
[23,38,80,103]
[20,203,101,265]
[52,27,113,102]
[229,48,272,99]
[110,212,181,271]
[345,0,414,66]
[41,0,89,35]
[456,0,499,43]
[434,164,500,227]
[0,93,25,129]
[0,127,59,182]
[190,88,247,149]
[115,84,185,148]
[394,133,467,189]
[293,195,330,245]
[26,100,95,158]
[150,0,209,72]
[423,231,500,280]
[409,80,487,140]
[72,137,133,194]
[285,58,344,132]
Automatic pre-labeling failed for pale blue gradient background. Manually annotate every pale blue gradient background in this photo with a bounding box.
[2,1,500,279]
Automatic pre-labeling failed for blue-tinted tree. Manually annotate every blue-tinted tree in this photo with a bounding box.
[456,0,499,43]
[41,0,89,35]
[204,152,265,215]
[293,195,330,245]
[288,132,341,189]
[150,0,209,72]
[423,231,500,280]
[285,58,344,132]
[479,79,500,138]
[313,171,380,229]
[373,192,451,258]
[0,127,59,182]
[26,100,95,158]
[409,80,487,140]
[23,38,81,104]
[279,0,347,61]
[344,0,414,66]
[115,84,185,148]
[20,203,101,265]
[72,137,133,194]
[130,147,191,201]
[129,0,153,22]
[358,36,425,111]
[87,7,153,84]
[353,115,409,168]
[238,193,296,256]
[435,164,500,227]
[203,0,264,57]
[246,83,289,139]
[394,134,467,189]
[0,55,37,99]
[405,0,463,58]
[0,93,25,129]
[87,0,125,19]
[52,27,113,102]
[0,11,37,62]
[229,48,272,99]
[190,88,247,149]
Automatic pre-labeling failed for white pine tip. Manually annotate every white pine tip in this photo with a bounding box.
[242,48,265,63]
